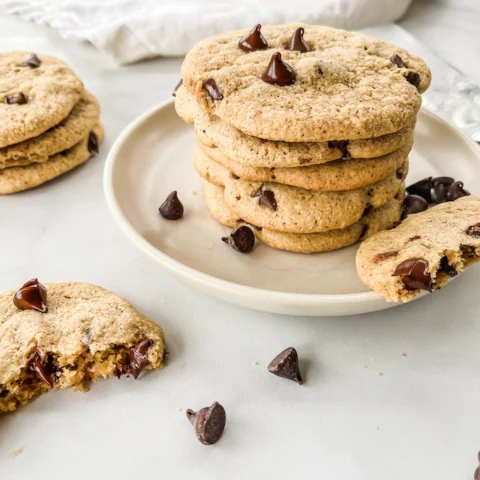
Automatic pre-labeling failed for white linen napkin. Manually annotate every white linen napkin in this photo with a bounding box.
[1,0,412,64]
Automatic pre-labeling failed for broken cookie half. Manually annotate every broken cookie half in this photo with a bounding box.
[356,196,480,302]
[0,281,165,413]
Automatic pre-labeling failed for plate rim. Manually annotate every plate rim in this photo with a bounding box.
[103,99,480,307]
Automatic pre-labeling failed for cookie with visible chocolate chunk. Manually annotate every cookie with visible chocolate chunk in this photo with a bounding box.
[222,167,406,233]
[181,23,430,142]
[0,52,84,148]
[0,281,165,413]
[196,140,411,191]
[356,196,480,302]
[176,84,415,167]
[0,91,100,169]
[203,179,403,253]
[0,123,104,194]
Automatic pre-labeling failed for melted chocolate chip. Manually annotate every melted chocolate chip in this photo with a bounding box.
[87,131,99,154]
[13,278,48,313]
[401,195,428,219]
[466,223,480,239]
[431,176,455,203]
[222,226,255,254]
[22,53,41,68]
[159,191,184,220]
[5,93,27,105]
[390,54,405,68]
[373,251,398,264]
[127,339,153,379]
[393,258,432,292]
[439,256,458,277]
[186,402,226,445]
[203,79,223,101]
[267,347,303,384]
[262,53,295,87]
[238,24,268,53]
[287,27,310,53]
[28,351,55,387]
[253,185,277,211]
[172,79,183,97]
[406,71,421,87]
[406,177,432,203]
[396,166,405,180]
[327,140,350,158]
[446,181,470,201]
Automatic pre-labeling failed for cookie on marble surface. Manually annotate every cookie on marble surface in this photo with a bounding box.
[175,84,415,167]
[0,91,100,169]
[222,168,406,233]
[197,140,411,191]
[0,52,84,148]
[356,196,480,302]
[203,180,403,253]
[182,24,430,142]
[0,124,104,194]
[0,281,165,413]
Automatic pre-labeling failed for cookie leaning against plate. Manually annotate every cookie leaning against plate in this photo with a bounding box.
[203,180,403,253]
[176,85,415,167]
[182,24,431,142]
[356,196,480,302]
[0,52,84,148]
[0,91,100,169]
[0,281,165,413]
[196,140,411,191]
[0,124,104,195]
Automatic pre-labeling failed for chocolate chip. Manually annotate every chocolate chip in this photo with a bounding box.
[373,251,398,264]
[203,79,223,101]
[22,53,41,68]
[466,223,480,239]
[5,93,27,105]
[401,195,428,219]
[287,27,309,53]
[13,278,48,313]
[127,339,153,379]
[439,256,457,277]
[318,66,323,75]
[186,402,226,445]
[446,181,470,201]
[267,347,303,384]
[407,235,421,243]
[396,166,405,180]
[87,131,99,154]
[360,224,369,239]
[431,176,455,203]
[222,226,255,253]
[253,185,277,211]
[28,350,55,387]
[390,54,405,68]
[327,140,350,158]
[393,258,432,292]
[238,24,268,53]
[406,71,420,87]
[172,79,183,97]
[159,191,184,220]
[262,53,295,87]
[230,173,240,180]
[406,177,432,203]
[362,205,372,217]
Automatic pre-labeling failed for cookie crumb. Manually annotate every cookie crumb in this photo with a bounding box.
[192,190,197,196]
[253,361,259,366]
[178,408,183,412]
[401,353,407,357]
[10,449,22,457]
[375,427,380,431]
[377,372,383,377]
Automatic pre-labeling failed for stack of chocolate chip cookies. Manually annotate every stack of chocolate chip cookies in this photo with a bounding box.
[0,52,103,195]
[175,24,431,253]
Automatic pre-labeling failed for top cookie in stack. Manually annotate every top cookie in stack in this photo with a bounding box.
[175,24,431,253]
[0,52,104,195]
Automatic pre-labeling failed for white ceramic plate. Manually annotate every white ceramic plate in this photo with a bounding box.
[104,100,480,316]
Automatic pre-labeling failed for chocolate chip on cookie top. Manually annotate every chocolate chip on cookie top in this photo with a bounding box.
[13,278,48,313]
[21,53,41,68]
[287,27,310,53]
[393,258,432,292]
[262,53,295,86]
[390,54,405,68]
[87,131,99,154]
[238,24,268,52]
[467,223,480,239]
[252,184,277,211]
[4,93,27,105]
[202,78,223,101]
[28,350,56,387]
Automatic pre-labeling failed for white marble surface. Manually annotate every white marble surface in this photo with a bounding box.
[1,3,480,479]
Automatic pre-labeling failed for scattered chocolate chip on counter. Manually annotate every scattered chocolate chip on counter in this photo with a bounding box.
[159,191,184,220]
[186,402,226,445]
[267,347,303,384]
